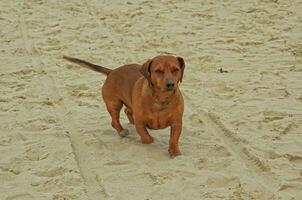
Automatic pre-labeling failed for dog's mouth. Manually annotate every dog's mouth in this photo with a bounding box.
[155,84,177,93]
[165,85,177,92]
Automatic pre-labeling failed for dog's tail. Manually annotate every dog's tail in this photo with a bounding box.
[63,55,112,75]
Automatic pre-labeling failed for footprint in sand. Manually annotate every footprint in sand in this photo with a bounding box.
[66,84,96,98]
[24,144,49,161]
[207,145,232,157]
[52,193,78,200]
[262,110,290,122]
[0,157,25,175]
[0,132,26,146]
[145,171,175,186]
[33,167,68,177]
[22,118,51,132]
[288,43,302,57]
[279,182,302,194]
[284,154,302,165]
[253,87,289,99]
[12,69,35,76]
[206,174,238,188]
[196,158,233,171]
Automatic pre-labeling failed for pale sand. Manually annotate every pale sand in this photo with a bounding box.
[1,0,302,199]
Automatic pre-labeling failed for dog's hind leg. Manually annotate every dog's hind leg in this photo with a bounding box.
[105,100,129,137]
[124,107,134,124]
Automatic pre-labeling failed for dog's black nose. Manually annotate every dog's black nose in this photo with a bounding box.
[166,79,174,90]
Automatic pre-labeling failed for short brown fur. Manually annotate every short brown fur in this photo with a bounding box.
[63,55,185,156]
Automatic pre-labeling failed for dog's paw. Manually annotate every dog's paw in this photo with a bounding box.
[168,148,181,157]
[119,129,129,137]
[141,136,154,144]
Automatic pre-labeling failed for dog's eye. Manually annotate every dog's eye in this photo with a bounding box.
[155,70,164,74]
[172,68,179,73]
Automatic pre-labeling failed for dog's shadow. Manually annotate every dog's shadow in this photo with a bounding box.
[95,124,171,161]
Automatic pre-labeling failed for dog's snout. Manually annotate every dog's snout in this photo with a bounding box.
[166,79,175,90]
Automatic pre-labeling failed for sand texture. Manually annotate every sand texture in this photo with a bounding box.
[1,0,302,199]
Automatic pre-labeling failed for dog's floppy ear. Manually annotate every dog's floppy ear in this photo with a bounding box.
[177,57,185,82]
[140,59,153,86]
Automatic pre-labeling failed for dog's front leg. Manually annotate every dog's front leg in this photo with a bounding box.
[135,123,154,144]
[168,123,182,156]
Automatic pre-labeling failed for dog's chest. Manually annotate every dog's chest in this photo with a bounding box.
[146,111,170,130]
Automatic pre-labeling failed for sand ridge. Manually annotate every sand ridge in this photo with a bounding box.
[1,0,302,199]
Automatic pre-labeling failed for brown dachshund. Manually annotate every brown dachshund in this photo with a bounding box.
[63,55,185,156]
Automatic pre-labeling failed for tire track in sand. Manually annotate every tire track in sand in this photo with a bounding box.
[17,1,105,199]
[17,0,139,198]
[64,0,281,197]
[73,0,282,196]
[75,1,138,197]
[198,108,281,194]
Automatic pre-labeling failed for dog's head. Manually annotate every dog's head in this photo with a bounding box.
[140,55,185,92]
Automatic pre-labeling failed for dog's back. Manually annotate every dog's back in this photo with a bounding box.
[102,64,142,108]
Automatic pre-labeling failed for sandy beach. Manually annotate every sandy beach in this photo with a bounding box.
[1,0,302,199]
